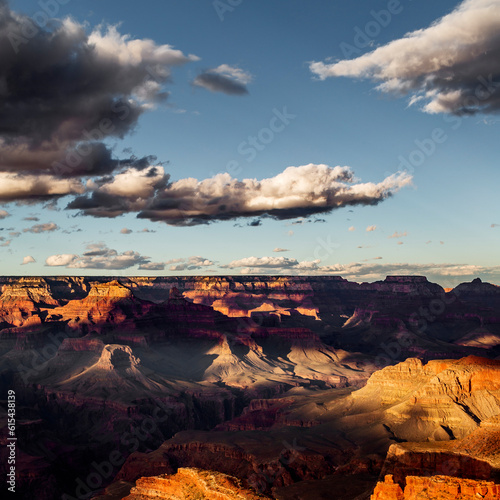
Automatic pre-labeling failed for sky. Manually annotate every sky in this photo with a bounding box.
[0,0,499,287]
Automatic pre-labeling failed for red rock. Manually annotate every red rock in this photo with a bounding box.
[371,474,500,499]
[123,467,270,499]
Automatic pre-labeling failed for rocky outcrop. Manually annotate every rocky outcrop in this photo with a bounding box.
[0,277,59,327]
[354,356,500,442]
[123,468,269,499]
[371,474,500,499]
[48,280,154,331]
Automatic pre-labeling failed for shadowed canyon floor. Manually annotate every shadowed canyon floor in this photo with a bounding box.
[0,275,499,499]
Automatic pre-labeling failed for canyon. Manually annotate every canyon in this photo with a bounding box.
[0,275,499,499]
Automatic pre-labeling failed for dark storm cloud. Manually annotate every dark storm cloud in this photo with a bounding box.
[0,1,197,200]
[193,72,249,95]
[192,64,252,95]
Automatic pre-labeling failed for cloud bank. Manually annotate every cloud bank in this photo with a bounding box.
[67,164,412,225]
[310,0,500,114]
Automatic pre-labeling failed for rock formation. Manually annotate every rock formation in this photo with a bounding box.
[1,275,500,499]
[371,474,500,499]
[123,468,269,499]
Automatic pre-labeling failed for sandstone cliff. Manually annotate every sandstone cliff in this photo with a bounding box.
[371,474,500,499]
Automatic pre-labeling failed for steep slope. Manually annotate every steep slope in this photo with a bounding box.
[47,280,154,332]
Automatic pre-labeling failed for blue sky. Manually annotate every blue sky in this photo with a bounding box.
[0,0,499,286]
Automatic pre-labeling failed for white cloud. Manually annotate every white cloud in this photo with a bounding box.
[310,0,500,115]
[169,256,214,271]
[46,244,150,270]
[120,228,133,234]
[0,210,10,219]
[21,256,36,265]
[348,226,355,232]
[366,225,377,232]
[273,248,289,252]
[46,254,78,267]
[96,166,167,199]
[96,164,410,226]
[0,173,84,202]
[23,223,59,233]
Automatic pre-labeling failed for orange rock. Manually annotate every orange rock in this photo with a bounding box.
[123,467,270,499]
[371,475,500,499]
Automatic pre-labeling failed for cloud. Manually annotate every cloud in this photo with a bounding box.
[348,226,356,232]
[193,64,252,95]
[23,223,59,233]
[0,2,197,202]
[492,223,500,228]
[69,164,411,225]
[388,231,408,239]
[45,254,78,267]
[0,173,84,203]
[120,228,133,234]
[222,256,321,274]
[168,256,214,271]
[310,0,500,115]
[23,216,40,222]
[0,210,10,219]
[138,262,165,271]
[67,166,168,217]
[46,243,150,270]
[21,256,36,265]
[366,225,377,232]
[315,261,500,285]
[273,248,289,252]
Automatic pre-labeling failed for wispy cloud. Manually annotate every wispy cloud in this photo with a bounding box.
[193,64,252,95]
[23,223,59,234]
[366,225,377,232]
[21,256,36,265]
[273,248,289,253]
[388,231,407,239]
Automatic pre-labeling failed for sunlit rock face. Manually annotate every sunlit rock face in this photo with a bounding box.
[123,468,269,499]
[371,474,500,500]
